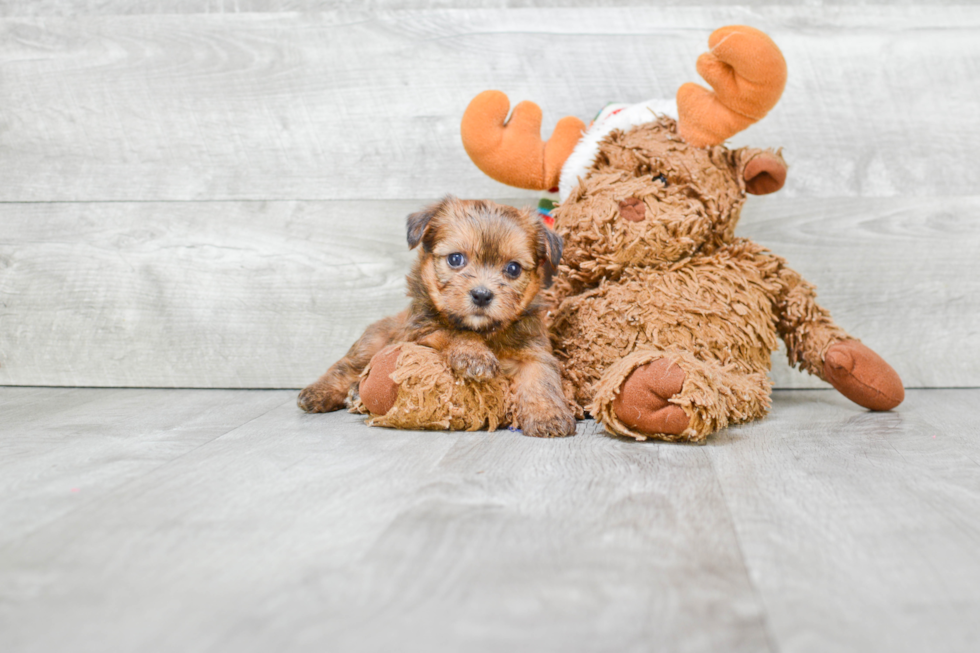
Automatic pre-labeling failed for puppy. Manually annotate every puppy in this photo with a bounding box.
[297,195,576,438]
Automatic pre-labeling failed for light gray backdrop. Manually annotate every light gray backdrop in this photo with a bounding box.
[1,1,977,389]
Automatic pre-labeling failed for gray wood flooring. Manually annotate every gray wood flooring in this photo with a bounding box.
[1,387,978,653]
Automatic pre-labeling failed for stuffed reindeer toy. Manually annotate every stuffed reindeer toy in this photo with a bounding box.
[454,25,904,442]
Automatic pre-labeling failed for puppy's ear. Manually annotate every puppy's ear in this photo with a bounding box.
[538,221,564,288]
[407,196,453,250]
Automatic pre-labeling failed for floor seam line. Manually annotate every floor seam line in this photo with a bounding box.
[705,446,781,653]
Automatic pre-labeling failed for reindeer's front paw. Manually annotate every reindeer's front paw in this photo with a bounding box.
[448,348,500,381]
[516,398,577,438]
[297,382,347,413]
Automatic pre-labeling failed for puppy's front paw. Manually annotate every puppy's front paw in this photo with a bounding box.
[517,400,577,438]
[297,383,347,413]
[448,349,500,381]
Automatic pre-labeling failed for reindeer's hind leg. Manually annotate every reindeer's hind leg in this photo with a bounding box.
[590,348,772,443]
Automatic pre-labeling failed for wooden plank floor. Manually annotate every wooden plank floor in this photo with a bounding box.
[1,387,978,652]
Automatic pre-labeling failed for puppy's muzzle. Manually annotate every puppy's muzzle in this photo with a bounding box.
[469,287,494,308]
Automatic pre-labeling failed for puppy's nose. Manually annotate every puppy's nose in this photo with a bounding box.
[470,287,494,307]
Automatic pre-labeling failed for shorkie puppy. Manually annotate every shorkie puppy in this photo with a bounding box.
[297,195,576,438]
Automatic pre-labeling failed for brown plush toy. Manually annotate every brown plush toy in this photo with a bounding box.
[459,25,905,442]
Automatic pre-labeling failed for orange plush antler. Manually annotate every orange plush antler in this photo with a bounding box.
[460,90,585,191]
[677,26,787,147]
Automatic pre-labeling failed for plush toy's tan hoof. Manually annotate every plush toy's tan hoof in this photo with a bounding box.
[358,345,402,416]
[612,358,690,436]
[824,340,904,411]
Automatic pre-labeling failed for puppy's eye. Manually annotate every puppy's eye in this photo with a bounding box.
[654,173,668,186]
[504,262,522,279]
[446,253,467,269]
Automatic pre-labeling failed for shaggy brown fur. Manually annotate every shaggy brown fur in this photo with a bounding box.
[350,342,512,431]
[548,116,903,442]
[298,196,576,438]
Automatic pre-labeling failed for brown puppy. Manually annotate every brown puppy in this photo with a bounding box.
[297,196,576,438]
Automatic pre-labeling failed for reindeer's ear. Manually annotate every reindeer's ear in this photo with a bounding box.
[406,196,452,250]
[738,148,787,195]
[537,220,564,288]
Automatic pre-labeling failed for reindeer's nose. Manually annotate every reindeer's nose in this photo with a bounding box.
[619,198,646,222]
[470,287,494,307]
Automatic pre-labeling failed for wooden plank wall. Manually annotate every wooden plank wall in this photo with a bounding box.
[0,2,977,388]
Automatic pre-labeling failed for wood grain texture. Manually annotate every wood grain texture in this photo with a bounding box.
[0,388,290,546]
[2,195,976,389]
[0,199,416,387]
[0,389,767,653]
[708,389,980,653]
[0,1,967,17]
[1,387,977,652]
[0,7,977,201]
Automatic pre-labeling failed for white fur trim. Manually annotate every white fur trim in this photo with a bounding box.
[558,98,678,202]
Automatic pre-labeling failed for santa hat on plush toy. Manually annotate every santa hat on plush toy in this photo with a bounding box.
[461,25,787,204]
[557,98,680,203]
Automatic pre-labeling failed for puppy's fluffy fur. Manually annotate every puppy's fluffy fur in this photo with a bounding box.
[298,196,576,438]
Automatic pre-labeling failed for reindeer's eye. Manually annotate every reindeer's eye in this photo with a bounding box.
[447,253,467,269]
[654,173,668,186]
[504,262,522,279]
